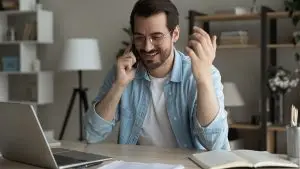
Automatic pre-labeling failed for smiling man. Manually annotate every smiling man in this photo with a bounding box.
[84,0,229,150]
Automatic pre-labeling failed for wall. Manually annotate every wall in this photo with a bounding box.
[36,0,298,152]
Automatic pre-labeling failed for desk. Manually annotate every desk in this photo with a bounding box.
[0,141,200,169]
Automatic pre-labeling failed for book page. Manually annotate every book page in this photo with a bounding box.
[98,160,184,169]
[233,150,298,168]
[190,150,252,169]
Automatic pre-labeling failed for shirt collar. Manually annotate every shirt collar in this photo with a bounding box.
[135,48,182,83]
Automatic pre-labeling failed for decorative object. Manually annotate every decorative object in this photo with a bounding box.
[31,58,40,71]
[251,115,260,125]
[35,0,42,10]
[59,38,102,141]
[267,66,300,124]
[251,0,258,13]
[223,82,245,124]
[6,27,16,41]
[214,7,250,15]
[2,56,19,71]
[116,27,132,58]
[1,0,18,10]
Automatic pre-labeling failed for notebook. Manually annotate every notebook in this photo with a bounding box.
[189,149,298,169]
[98,160,184,169]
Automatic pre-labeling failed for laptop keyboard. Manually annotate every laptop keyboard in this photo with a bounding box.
[54,154,87,166]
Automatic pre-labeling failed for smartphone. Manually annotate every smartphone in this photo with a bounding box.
[131,44,139,68]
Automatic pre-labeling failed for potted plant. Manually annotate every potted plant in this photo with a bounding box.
[267,66,299,124]
[285,0,300,47]
[116,27,132,58]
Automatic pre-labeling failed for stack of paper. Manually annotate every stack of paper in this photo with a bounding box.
[99,160,184,169]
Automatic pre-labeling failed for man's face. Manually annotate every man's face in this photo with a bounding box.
[133,12,179,70]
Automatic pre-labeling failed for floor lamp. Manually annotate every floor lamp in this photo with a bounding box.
[58,38,102,141]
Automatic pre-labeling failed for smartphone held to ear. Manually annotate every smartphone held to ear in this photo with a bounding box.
[131,44,139,68]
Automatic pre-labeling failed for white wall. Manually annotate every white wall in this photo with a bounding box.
[36,0,298,152]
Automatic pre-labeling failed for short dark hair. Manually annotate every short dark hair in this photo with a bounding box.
[130,0,179,33]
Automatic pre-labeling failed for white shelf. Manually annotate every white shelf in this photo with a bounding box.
[0,71,42,74]
[0,10,36,15]
[0,43,37,72]
[0,9,53,43]
[0,0,36,12]
[0,72,53,105]
[0,41,39,45]
[0,1,54,105]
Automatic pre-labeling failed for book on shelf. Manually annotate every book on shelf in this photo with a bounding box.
[219,31,249,45]
[189,149,298,169]
[214,7,250,15]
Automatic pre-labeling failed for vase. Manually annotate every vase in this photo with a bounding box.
[274,93,284,125]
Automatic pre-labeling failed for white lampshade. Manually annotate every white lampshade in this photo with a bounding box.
[60,38,102,71]
[223,82,245,107]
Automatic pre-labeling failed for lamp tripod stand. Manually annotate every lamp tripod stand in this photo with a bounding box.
[59,70,89,141]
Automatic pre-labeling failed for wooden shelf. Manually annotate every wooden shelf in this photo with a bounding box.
[216,44,300,49]
[194,11,300,22]
[267,125,286,132]
[267,44,300,48]
[195,13,259,21]
[267,11,300,19]
[230,123,261,130]
[217,44,259,49]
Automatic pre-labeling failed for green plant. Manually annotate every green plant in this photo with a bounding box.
[116,27,132,58]
[285,0,300,26]
[285,0,300,62]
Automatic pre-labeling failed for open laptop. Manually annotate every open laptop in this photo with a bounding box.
[0,102,113,169]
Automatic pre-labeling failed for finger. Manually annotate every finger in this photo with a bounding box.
[120,51,136,62]
[126,55,137,69]
[185,46,198,61]
[128,52,137,66]
[190,33,212,48]
[120,59,133,71]
[193,26,210,40]
[123,45,132,55]
[189,40,206,58]
[212,35,217,50]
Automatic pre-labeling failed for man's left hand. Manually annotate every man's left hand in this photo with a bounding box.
[185,26,217,84]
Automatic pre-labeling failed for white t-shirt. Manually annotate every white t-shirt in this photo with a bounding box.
[138,74,178,148]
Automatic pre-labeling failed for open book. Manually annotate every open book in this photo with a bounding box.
[189,150,298,169]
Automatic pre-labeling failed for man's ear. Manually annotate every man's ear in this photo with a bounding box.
[172,25,180,43]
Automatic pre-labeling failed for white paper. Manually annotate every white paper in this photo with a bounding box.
[98,160,184,169]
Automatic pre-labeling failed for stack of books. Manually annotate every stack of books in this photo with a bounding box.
[219,31,249,45]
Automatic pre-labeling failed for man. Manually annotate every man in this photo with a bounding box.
[84,0,229,151]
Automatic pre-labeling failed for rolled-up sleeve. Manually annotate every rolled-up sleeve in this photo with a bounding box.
[84,66,119,143]
[191,66,230,150]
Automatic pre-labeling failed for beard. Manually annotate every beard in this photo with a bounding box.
[138,45,172,70]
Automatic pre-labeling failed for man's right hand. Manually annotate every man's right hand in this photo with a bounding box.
[115,46,137,87]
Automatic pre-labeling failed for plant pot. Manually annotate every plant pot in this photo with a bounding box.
[274,93,285,125]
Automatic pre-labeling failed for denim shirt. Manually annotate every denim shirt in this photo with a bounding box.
[84,49,230,151]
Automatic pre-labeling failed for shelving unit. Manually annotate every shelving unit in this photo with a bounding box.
[0,0,53,105]
[188,7,298,153]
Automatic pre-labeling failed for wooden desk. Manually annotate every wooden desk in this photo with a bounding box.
[0,141,200,169]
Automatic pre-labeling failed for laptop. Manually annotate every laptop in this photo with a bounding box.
[0,102,113,169]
